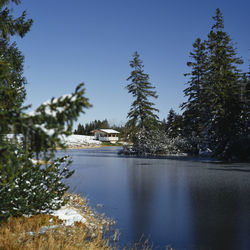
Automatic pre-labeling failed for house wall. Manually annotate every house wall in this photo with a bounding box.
[99,137,119,143]
[94,131,119,143]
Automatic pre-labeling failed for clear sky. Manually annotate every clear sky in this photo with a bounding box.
[13,0,250,126]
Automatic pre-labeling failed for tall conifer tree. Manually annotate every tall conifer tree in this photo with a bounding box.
[205,8,243,157]
[182,9,248,159]
[126,52,159,138]
[181,38,208,140]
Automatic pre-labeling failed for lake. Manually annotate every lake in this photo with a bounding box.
[58,147,250,250]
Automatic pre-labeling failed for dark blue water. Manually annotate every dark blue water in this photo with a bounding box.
[58,147,250,250]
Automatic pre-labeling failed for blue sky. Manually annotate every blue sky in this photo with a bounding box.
[13,0,250,126]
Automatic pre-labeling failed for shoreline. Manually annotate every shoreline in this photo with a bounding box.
[0,193,116,249]
[58,143,123,150]
[56,144,104,150]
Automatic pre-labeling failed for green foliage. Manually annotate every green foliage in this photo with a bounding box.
[74,123,85,135]
[205,9,245,158]
[0,41,27,109]
[124,128,188,156]
[126,52,159,139]
[111,123,128,139]
[181,8,249,160]
[165,109,183,138]
[181,38,208,140]
[74,119,109,135]
[0,146,73,221]
[0,0,33,39]
[0,1,91,222]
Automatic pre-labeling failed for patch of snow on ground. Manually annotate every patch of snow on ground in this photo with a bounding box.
[51,206,86,226]
[6,134,102,148]
[60,135,101,147]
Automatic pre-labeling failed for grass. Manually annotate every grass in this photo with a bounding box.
[0,193,158,249]
[0,193,115,250]
[101,142,123,147]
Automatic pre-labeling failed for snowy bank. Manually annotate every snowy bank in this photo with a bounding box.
[6,134,103,149]
[60,135,102,148]
[51,206,86,226]
[0,193,116,249]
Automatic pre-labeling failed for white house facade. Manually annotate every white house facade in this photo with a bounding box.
[93,129,120,143]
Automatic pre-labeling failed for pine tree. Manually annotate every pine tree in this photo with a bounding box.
[181,9,248,159]
[181,38,208,139]
[0,0,32,110]
[165,109,183,138]
[161,118,167,132]
[245,65,250,116]
[0,0,33,40]
[74,123,85,135]
[0,1,91,221]
[126,52,159,139]
[205,8,244,158]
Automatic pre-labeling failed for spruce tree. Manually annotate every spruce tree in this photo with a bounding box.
[182,9,248,159]
[0,0,32,110]
[245,66,250,115]
[181,38,208,139]
[126,52,159,139]
[0,1,91,221]
[180,38,210,154]
[165,109,183,139]
[205,8,244,158]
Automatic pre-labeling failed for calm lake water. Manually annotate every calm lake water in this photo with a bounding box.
[58,147,250,250]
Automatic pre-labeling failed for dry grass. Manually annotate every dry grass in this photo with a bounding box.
[0,193,114,250]
[0,193,156,250]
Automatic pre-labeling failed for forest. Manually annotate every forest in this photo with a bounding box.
[76,10,250,161]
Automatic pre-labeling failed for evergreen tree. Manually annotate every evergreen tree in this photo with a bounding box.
[74,123,85,135]
[0,1,91,221]
[99,119,109,129]
[165,109,183,138]
[205,8,244,158]
[181,38,208,140]
[126,52,159,138]
[0,0,33,40]
[245,66,250,115]
[74,119,111,135]
[0,0,32,110]
[181,9,249,159]
[161,118,167,132]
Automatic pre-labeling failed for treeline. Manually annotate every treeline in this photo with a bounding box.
[175,9,249,160]
[74,119,127,138]
[123,9,250,161]
[74,119,109,135]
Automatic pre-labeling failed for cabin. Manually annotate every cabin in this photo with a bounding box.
[93,129,120,143]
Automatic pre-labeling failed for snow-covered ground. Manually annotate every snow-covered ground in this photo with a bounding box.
[60,134,102,148]
[51,206,86,226]
[6,134,102,148]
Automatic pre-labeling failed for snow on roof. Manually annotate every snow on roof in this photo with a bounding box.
[98,129,120,134]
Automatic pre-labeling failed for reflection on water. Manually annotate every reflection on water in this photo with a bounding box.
[58,147,250,249]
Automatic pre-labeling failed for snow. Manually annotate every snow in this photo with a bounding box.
[5,134,23,143]
[28,94,74,117]
[51,206,86,226]
[40,94,73,106]
[28,106,66,117]
[6,134,102,148]
[35,124,55,136]
[98,129,120,134]
[60,134,102,147]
